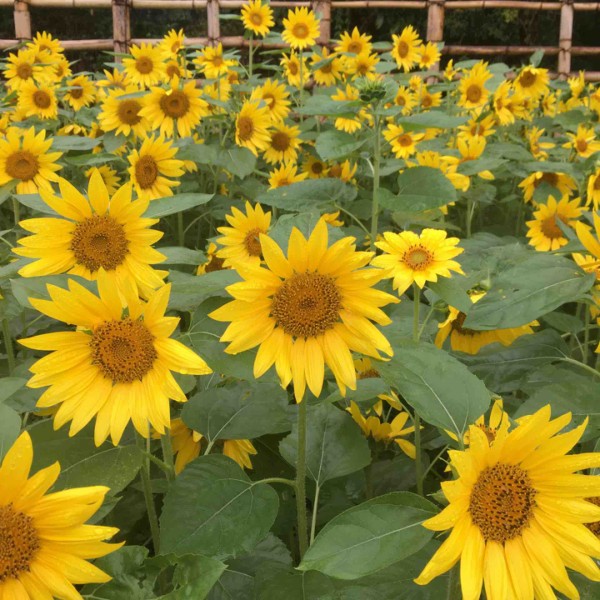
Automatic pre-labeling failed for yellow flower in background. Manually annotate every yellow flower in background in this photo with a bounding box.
[345,50,379,80]
[202,79,231,115]
[563,124,600,158]
[216,201,271,267]
[335,27,372,56]
[128,134,185,201]
[99,86,150,137]
[435,292,537,355]
[384,124,425,159]
[419,87,442,110]
[3,47,44,91]
[457,115,496,140]
[446,398,510,448]
[454,136,494,180]
[519,170,577,204]
[331,84,363,133]
[409,150,470,193]
[526,196,583,252]
[418,42,441,69]
[526,126,555,160]
[52,55,72,81]
[97,67,130,92]
[15,170,166,297]
[0,431,121,598]
[159,28,185,57]
[310,47,344,86]
[415,406,600,600]
[18,80,58,120]
[250,78,291,122]
[140,77,208,138]
[20,273,212,446]
[303,155,329,179]
[123,42,166,88]
[164,58,192,82]
[514,65,549,99]
[576,213,600,275]
[393,86,417,115]
[280,52,309,88]
[268,162,307,189]
[391,25,422,72]
[28,30,64,59]
[235,100,272,156]
[0,127,62,194]
[194,43,236,80]
[241,0,274,37]
[282,7,320,50]
[64,74,96,111]
[587,169,600,209]
[443,59,457,80]
[210,218,398,401]
[372,229,464,295]
[85,164,121,195]
[224,439,258,469]
[197,242,226,274]
[458,61,492,110]
[263,122,302,165]
[328,159,357,183]
[322,211,344,227]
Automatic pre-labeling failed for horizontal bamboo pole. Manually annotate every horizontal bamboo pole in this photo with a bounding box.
[443,44,560,55]
[62,38,114,49]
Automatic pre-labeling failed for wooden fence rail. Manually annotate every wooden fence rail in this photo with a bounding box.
[0,0,599,80]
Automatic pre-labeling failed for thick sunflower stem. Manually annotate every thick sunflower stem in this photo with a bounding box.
[370,115,382,251]
[137,432,161,555]
[161,431,176,482]
[12,198,20,231]
[295,399,309,559]
[413,284,424,496]
[446,564,462,600]
[310,484,321,545]
[2,318,15,375]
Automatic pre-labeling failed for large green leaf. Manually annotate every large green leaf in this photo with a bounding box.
[51,135,101,151]
[0,377,27,404]
[168,270,240,312]
[255,178,357,210]
[144,193,213,218]
[315,130,366,161]
[463,253,595,330]
[397,112,468,129]
[299,492,437,579]
[377,341,490,438]
[160,455,279,558]
[279,403,371,485]
[179,144,257,179]
[14,193,58,215]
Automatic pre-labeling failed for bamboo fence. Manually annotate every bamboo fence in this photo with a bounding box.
[0,0,599,80]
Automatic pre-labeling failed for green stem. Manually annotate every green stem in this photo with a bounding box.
[203,439,216,455]
[559,357,600,379]
[465,196,474,238]
[295,400,309,559]
[333,203,370,237]
[309,484,321,545]
[258,477,297,488]
[413,284,424,496]
[2,319,15,375]
[177,211,184,247]
[161,432,176,481]
[136,432,161,555]
[413,284,421,342]
[12,197,20,230]
[583,305,591,365]
[370,115,381,251]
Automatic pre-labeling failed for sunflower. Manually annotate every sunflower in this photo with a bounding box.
[526,196,583,252]
[140,77,208,138]
[303,155,329,179]
[280,52,309,88]
[97,68,130,92]
[268,162,308,189]
[345,50,379,80]
[458,61,493,110]
[282,7,320,50]
[3,48,43,91]
[164,58,192,82]
[393,86,417,115]
[216,201,271,267]
[52,55,72,81]
[493,81,527,125]
[409,151,470,193]
[310,47,344,87]
[322,211,344,227]
[457,115,496,140]
[563,124,600,158]
[262,123,302,164]
[415,405,600,600]
[249,78,291,122]
[64,74,96,111]
[384,124,425,159]
[372,229,464,295]
[0,127,62,194]
[335,27,372,56]
[128,134,184,201]
[0,431,122,598]
[193,43,236,80]
[201,80,231,115]
[587,169,600,209]
[235,100,272,156]
[15,170,166,297]
[348,401,417,459]
[455,136,494,180]
[159,28,185,57]
[418,42,441,69]
[241,0,274,37]
[328,159,357,183]
[122,42,166,88]
[331,84,363,133]
[446,398,510,448]
[197,242,226,274]
[419,87,443,110]
[576,212,600,274]
[28,31,64,59]
[85,165,121,195]
[20,273,212,445]
[514,65,549,99]
[18,80,58,120]
[98,86,150,137]
[210,218,398,401]
[391,25,423,72]
[435,292,537,355]
[443,59,457,81]
[519,171,577,204]
[526,126,555,160]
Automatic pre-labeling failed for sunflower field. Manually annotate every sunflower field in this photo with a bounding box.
[1,3,600,599]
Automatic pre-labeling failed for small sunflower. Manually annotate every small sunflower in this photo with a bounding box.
[391,25,423,72]
[335,27,373,56]
[268,162,308,189]
[18,80,58,120]
[249,78,291,122]
[28,31,64,58]
[3,48,43,91]
[310,47,344,87]
[526,196,583,252]
[303,155,329,179]
[282,7,320,50]
[159,28,185,57]
[197,242,226,275]
[418,42,441,69]
[0,126,62,194]
[458,61,493,110]
[345,50,379,80]
[194,43,236,80]
[384,124,425,159]
[576,212,600,274]
[372,229,464,295]
[15,170,166,297]
[587,169,600,209]
[140,77,208,138]
[415,405,600,600]
[0,431,122,598]
[263,122,302,164]
[98,86,150,137]
[241,0,274,37]
[216,201,271,267]
[64,74,96,111]
[235,100,272,156]
[457,115,496,140]
[514,65,549,99]
[563,124,600,158]
[519,171,577,204]
[419,87,443,110]
[435,292,537,355]
[328,159,357,183]
[85,165,121,195]
[280,52,309,88]
[331,84,363,134]
[210,218,398,401]
[20,273,212,446]
[164,58,192,82]
[128,134,185,201]
[493,81,527,125]
[393,86,417,115]
[446,398,510,447]
[122,42,167,88]
[52,55,72,81]
[526,126,555,160]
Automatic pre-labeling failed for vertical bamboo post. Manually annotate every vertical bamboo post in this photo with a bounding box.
[14,0,32,42]
[207,0,220,46]
[112,0,131,59]
[426,0,445,71]
[313,0,332,46]
[558,0,574,79]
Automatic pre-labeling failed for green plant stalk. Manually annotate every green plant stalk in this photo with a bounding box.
[296,399,309,558]
[413,284,424,496]
[137,432,161,555]
[12,197,20,230]
[161,432,176,481]
[583,305,591,365]
[370,115,381,251]
[309,484,321,545]
[177,211,185,247]
[2,319,15,375]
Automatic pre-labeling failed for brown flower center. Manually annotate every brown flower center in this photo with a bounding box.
[243,227,264,257]
[466,84,482,104]
[451,312,477,336]
[204,254,225,273]
[328,164,342,178]
[398,134,413,148]
[135,56,154,74]
[320,62,333,74]
[134,155,159,189]
[576,139,588,154]
[421,94,432,108]
[397,40,409,58]
[70,215,129,273]
[310,161,324,175]
[586,497,600,537]
[33,90,52,109]
[90,318,157,383]
[469,463,536,543]
[5,151,39,181]
[292,23,310,40]
[288,61,299,76]
[0,504,40,583]
[534,172,559,189]
[117,99,143,125]
[250,12,263,26]
[403,246,433,270]
[271,272,342,338]
[358,368,379,379]
[237,116,255,142]
[159,89,191,118]
[519,70,536,88]
[16,63,33,80]
[271,132,291,153]
[166,63,181,78]
[347,41,363,54]
[594,176,600,191]
[396,94,406,107]
[262,93,275,108]
[540,215,566,240]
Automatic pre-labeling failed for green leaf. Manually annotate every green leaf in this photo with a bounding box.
[144,193,213,218]
[51,135,101,151]
[315,130,366,161]
[0,180,17,205]
[456,158,506,176]
[377,341,490,439]
[0,404,21,461]
[14,194,58,215]
[297,95,362,117]
[299,492,437,579]
[463,254,595,330]
[160,246,205,265]
[10,274,94,307]
[178,144,257,179]
[168,270,240,312]
[65,152,121,167]
[181,382,293,441]
[160,455,279,558]
[279,403,371,486]
[256,178,357,210]
[0,377,27,404]
[102,131,127,153]
[427,277,472,314]
[397,112,467,129]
